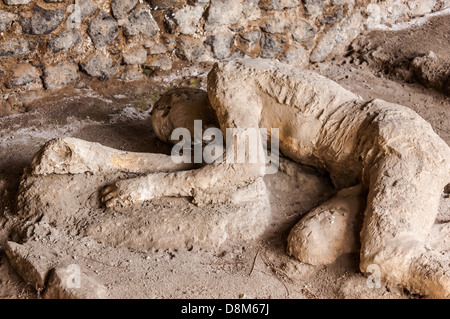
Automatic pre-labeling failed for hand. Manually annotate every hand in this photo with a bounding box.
[100,177,156,209]
[100,181,133,209]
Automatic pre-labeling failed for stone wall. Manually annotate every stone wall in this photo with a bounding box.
[0,0,448,114]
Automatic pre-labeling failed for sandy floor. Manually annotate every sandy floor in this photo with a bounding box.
[0,14,449,299]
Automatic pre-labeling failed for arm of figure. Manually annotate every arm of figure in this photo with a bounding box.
[100,156,265,208]
[30,137,198,175]
[101,84,268,208]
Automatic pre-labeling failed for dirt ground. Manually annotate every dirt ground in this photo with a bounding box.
[0,14,449,299]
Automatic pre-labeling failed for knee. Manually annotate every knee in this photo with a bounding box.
[287,186,364,265]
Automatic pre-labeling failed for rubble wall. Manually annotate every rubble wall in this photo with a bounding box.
[0,0,448,114]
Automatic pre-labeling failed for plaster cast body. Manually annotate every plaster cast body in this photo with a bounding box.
[30,59,450,298]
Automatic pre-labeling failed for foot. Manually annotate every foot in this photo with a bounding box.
[360,239,450,298]
[407,248,450,298]
[31,138,108,176]
[31,138,75,175]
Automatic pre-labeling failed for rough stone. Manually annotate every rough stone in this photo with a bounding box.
[303,0,327,18]
[5,241,57,289]
[259,0,299,10]
[238,30,261,56]
[111,0,138,19]
[151,56,172,71]
[43,266,107,299]
[175,35,206,62]
[120,65,144,81]
[18,15,32,34]
[310,13,362,63]
[242,0,261,21]
[123,4,160,37]
[29,6,65,35]
[81,52,117,80]
[263,16,290,34]
[290,20,316,42]
[173,5,204,35]
[0,38,35,58]
[363,1,434,29]
[88,11,119,48]
[406,0,437,17]
[44,63,80,90]
[77,0,99,19]
[5,63,40,88]
[279,43,308,67]
[0,9,17,32]
[411,51,450,91]
[122,48,147,65]
[48,29,82,53]
[323,4,344,26]
[146,42,168,55]
[3,0,31,4]
[161,35,177,50]
[240,30,261,44]
[207,0,243,26]
[206,33,234,59]
[260,34,283,58]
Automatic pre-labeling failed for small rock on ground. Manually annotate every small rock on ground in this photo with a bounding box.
[43,266,107,299]
[5,241,57,289]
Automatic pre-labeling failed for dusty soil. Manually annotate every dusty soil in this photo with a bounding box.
[349,13,450,95]
[0,14,449,299]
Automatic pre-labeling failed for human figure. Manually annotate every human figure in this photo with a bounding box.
[31,59,450,297]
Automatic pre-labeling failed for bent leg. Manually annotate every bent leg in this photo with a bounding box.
[358,101,450,297]
[30,137,197,175]
[360,160,450,297]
